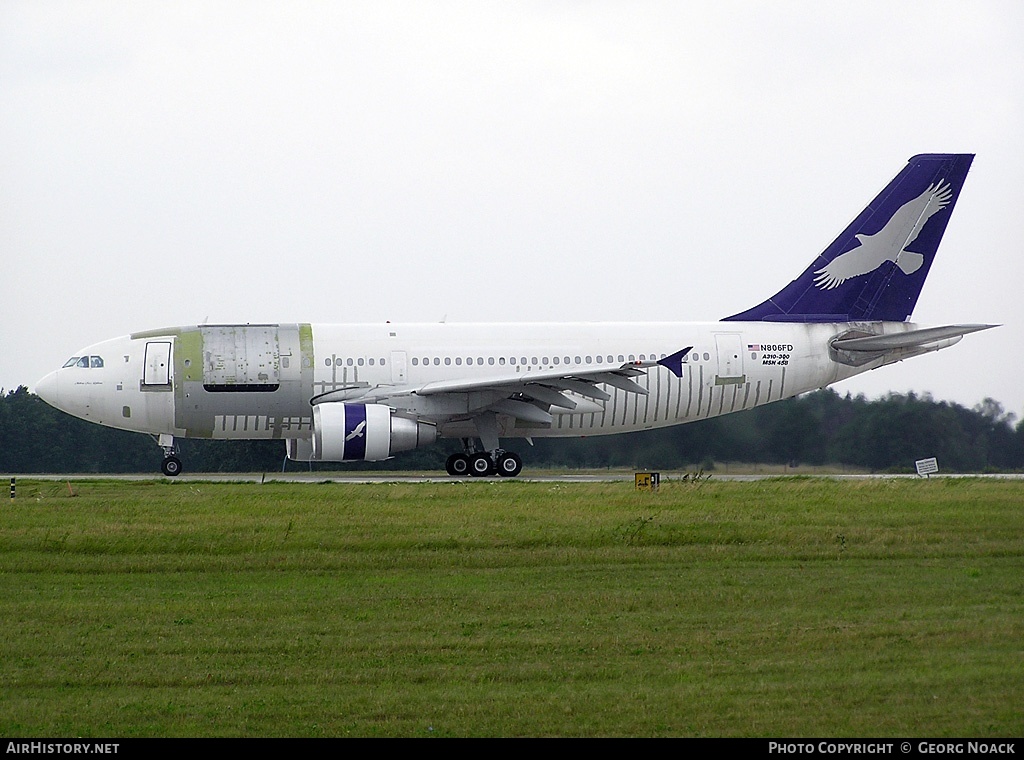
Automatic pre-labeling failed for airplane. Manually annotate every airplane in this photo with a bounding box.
[35,153,995,478]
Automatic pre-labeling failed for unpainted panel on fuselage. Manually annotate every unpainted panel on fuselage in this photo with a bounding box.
[202,325,280,385]
[173,324,314,439]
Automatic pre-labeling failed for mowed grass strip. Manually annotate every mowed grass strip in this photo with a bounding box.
[0,477,1021,737]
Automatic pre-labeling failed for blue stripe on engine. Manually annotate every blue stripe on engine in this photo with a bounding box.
[343,404,367,460]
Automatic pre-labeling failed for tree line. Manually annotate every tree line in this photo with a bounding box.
[2,385,1022,474]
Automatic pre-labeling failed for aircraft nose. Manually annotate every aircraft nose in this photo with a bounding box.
[35,370,61,408]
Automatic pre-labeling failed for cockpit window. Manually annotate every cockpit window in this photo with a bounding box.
[63,356,103,368]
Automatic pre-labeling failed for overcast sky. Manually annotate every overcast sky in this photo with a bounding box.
[2,2,1022,420]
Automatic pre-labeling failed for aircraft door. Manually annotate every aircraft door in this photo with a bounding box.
[714,333,745,385]
[391,351,407,384]
[143,341,172,386]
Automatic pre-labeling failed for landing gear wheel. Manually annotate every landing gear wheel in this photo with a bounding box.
[161,456,183,477]
[469,452,495,477]
[446,453,471,477]
[496,452,523,477]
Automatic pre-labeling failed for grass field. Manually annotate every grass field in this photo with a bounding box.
[1,476,1021,737]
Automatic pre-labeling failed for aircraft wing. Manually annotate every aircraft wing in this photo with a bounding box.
[416,346,692,397]
[311,346,693,424]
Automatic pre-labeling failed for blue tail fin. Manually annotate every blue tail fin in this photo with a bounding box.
[723,153,974,323]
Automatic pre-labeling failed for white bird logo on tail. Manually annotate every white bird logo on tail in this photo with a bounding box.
[813,180,953,290]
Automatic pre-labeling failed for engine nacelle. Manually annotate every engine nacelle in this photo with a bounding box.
[299,403,437,462]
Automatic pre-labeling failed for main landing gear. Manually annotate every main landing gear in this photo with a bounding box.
[445,447,523,478]
[157,434,183,477]
[446,414,525,478]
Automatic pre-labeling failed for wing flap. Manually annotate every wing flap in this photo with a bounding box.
[515,384,578,409]
[545,378,612,401]
[491,399,554,425]
[590,372,649,395]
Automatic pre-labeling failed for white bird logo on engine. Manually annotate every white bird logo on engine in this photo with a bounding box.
[813,180,953,290]
[345,421,367,441]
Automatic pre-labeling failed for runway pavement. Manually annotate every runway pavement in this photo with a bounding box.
[7,471,1023,483]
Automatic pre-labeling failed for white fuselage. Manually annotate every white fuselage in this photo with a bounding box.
[36,319,919,444]
[309,321,848,439]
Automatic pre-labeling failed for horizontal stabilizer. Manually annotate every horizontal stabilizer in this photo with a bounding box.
[830,324,996,352]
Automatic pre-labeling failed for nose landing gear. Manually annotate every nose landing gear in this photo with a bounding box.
[157,434,183,477]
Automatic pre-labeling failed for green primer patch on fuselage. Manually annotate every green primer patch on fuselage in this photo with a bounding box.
[129,326,186,340]
[171,324,313,440]
[173,327,210,436]
[299,322,314,371]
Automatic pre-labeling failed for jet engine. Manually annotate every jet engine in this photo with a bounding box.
[304,403,437,462]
